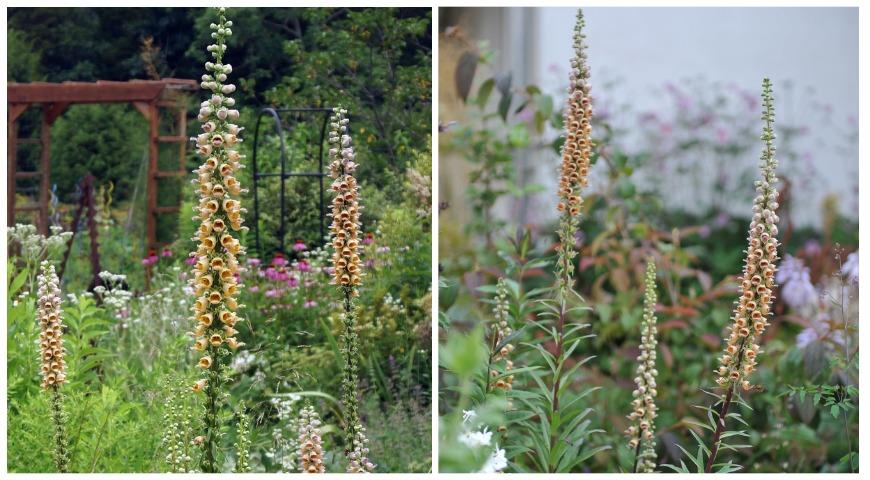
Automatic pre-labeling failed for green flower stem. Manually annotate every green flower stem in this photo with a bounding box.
[50,386,69,473]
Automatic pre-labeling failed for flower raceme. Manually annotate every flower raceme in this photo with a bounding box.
[489,278,515,393]
[189,8,247,381]
[37,261,70,473]
[328,108,364,290]
[298,406,326,473]
[327,108,374,473]
[556,9,593,219]
[555,9,593,294]
[187,7,246,473]
[38,261,67,389]
[625,259,659,473]
[715,78,780,393]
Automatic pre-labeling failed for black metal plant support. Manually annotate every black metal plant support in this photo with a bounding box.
[251,107,332,257]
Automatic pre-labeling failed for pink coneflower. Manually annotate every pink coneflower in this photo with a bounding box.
[142,250,159,266]
[248,285,259,293]
[303,299,317,308]
[265,289,279,298]
[186,255,198,266]
[161,248,173,258]
[247,258,261,267]
[293,239,308,252]
[288,276,300,288]
[363,232,375,245]
[271,253,287,267]
[297,260,311,272]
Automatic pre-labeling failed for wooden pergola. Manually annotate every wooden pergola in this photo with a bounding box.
[7,78,197,251]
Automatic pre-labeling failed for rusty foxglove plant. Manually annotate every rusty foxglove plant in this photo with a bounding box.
[37,261,69,472]
[327,107,374,473]
[188,7,247,472]
[625,259,659,473]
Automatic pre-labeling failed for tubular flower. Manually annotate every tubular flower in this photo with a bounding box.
[38,261,66,389]
[298,405,326,474]
[37,261,70,473]
[555,9,593,294]
[327,107,373,472]
[489,278,514,392]
[188,7,246,473]
[346,426,375,473]
[715,78,780,392]
[328,107,363,289]
[625,259,659,473]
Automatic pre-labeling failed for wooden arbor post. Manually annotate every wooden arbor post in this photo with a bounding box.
[6,79,196,248]
[7,102,69,234]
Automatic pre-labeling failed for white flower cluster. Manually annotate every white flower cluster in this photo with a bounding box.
[266,396,301,473]
[457,410,507,474]
[382,292,405,316]
[94,271,133,319]
[8,224,72,266]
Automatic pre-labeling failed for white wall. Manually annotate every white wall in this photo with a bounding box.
[529,7,858,227]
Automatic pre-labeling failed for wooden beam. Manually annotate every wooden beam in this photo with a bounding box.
[154,206,181,214]
[133,101,152,120]
[154,170,186,178]
[9,81,167,104]
[7,119,17,226]
[9,104,29,124]
[44,102,70,125]
[157,135,187,143]
[147,101,159,249]
[39,108,52,234]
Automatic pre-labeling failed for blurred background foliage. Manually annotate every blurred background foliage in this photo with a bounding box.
[438,32,858,473]
[7,7,432,473]
[8,6,431,255]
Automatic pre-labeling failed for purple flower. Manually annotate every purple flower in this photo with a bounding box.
[297,260,311,273]
[795,325,820,349]
[841,251,858,283]
[247,258,262,267]
[803,239,822,257]
[186,256,198,266]
[714,213,730,228]
[287,276,299,288]
[265,289,279,298]
[776,255,817,309]
[303,299,317,308]
[376,246,390,254]
[293,240,308,252]
[161,248,173,258]
[714,127,729,145]
[248,285,260,293]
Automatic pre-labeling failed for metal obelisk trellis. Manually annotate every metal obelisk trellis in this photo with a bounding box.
[251,107,332,256]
